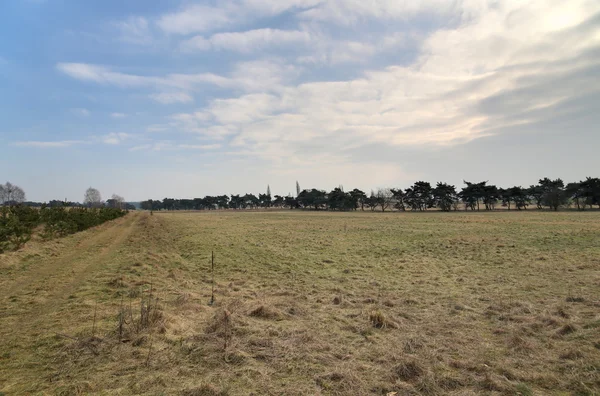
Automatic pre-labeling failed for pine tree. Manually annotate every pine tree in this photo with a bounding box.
[267,185,271,197]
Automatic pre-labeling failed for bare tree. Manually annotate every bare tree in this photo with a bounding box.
[0,182,26,205]
[109,194,125,209]
[84,187,102,208]
[376,188,394,212]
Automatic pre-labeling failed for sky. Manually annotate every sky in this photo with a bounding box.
[1,0,599,202]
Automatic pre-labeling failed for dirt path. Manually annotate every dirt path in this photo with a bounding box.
[0,213,144,391]
[1,213,138,299]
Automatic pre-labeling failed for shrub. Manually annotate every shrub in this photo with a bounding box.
[0,205,126,252]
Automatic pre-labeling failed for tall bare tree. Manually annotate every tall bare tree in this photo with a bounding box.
[108,194,125,209]
[84,187,102,208]
[0,182,26,205]
[376,188,394,212]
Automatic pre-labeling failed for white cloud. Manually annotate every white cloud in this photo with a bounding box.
[297,0,459,25]
[58,59,300,93]
[167,0,600,170]
[179,36,211,51]
[178,144,222,150]
[157,4,234,35]
[111,112,127,118]
[57,63,156,87]
[114,16,152,45]
[56,0,600,186]
[71,108,90,117]
[181,28,311,53]
[101,132,131,145]
[156,1,321,35]
[13,140,83,148]
[128,141,221,152]
[149,92,194,104]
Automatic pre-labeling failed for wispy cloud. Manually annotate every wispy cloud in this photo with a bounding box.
[156,1,323,35]
[71,108,90,117]
[157,4,234,35]
[101,132,131,145]
[181,28,311,53]
[57,59,301,93]
[178,144,222,150]
[165,0,600,168]
[149,92,193,104]
[110,112,127,118]
[40,0,600,196]
[13,140,83,148]
[113,16,152,45]
[128,141,222,152]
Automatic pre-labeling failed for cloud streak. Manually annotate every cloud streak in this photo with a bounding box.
[181,28,311,53]
[13,140,84,148]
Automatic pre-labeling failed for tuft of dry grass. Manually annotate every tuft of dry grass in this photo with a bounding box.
[248,305,283,320]
[369,310,399,329]
[393,359,424,382]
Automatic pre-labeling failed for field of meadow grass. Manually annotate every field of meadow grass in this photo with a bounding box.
[0,210,599,395]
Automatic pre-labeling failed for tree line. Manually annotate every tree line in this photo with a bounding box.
[139,178,600,212]
[0,183,135,210]
[0,184,133,253]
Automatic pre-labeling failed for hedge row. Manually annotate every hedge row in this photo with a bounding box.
[0,205,126,253]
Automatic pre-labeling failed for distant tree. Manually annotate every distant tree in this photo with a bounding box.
[460,181,487,211]
[432,182,458,212]
[580,177,600,209]
[258,193,272,208]
[243,193,260,209]
[0,182,26,205]
[140,200,151,210]
[283,195,297,209]
[328,187,354,211]
[565,182,585,210]
[364,192,377,211]
[482,184,500,210]
[296,181,301,197]
[390,188,406,211]
[297,189,327,210]
[499,188,511,210]
[375,188,394,212]
[527,185,545,209]
[267,185,271,197]
[229,194,242,209]
[216,195,230,209]
[84,187,102,208]
[509,186,529,210]
[272,195,284,208]
[162,198,177,210]
[349,188,367,210]
[539,178,567,211]
[107,194,125,209]
[404,181,433,211]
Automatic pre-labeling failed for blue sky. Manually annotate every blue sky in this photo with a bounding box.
[1,0,599,202]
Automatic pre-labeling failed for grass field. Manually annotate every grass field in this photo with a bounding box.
[1,210,599,395]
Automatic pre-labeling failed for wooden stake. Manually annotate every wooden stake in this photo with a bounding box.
[210,250,215,305]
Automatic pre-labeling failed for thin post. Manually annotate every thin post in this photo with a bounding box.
[210,251,215,305]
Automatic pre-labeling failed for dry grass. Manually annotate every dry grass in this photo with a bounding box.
[1,210,600,395]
